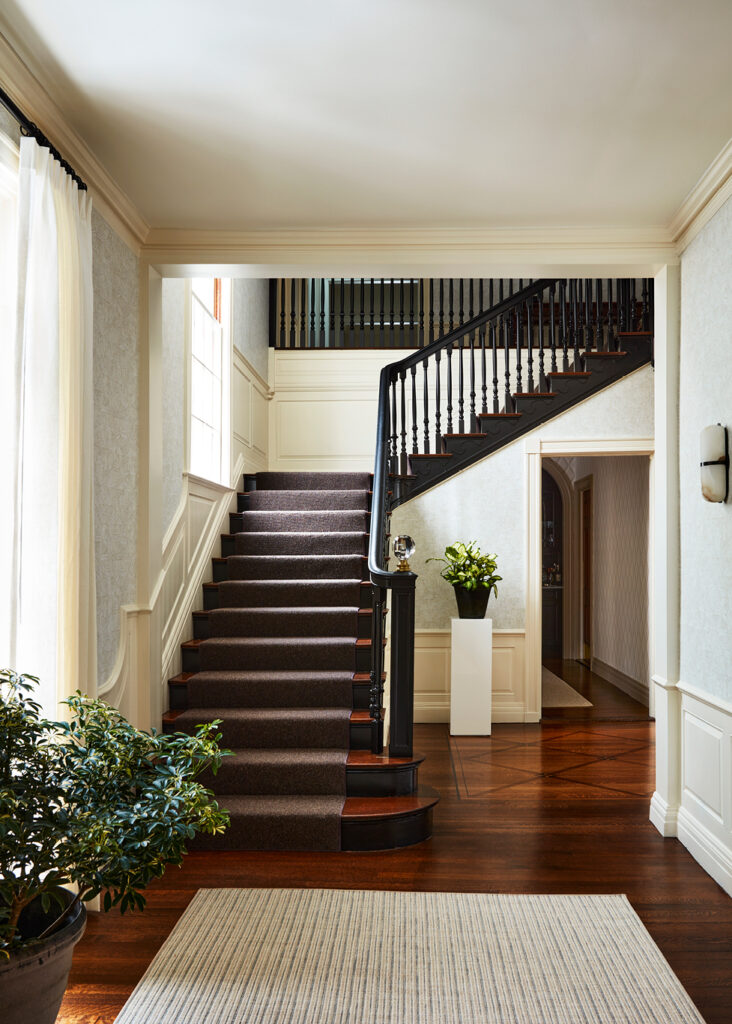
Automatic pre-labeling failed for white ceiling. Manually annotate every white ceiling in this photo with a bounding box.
[2,0,732,233]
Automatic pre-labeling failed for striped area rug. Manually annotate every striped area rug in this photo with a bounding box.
[115,888,704,1024]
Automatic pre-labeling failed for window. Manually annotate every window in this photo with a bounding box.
[188,278,230,485]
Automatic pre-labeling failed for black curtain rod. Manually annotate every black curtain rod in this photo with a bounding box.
[0,85,87,191]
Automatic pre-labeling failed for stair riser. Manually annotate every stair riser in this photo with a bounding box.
[200,762,346,796]
[197,643,357,674]
[220,556,369,582]
[236,492,371,513]
[206,581,371,610]
[346,764,421,797]
[234,533,366,556]
[340,806,434,852]
[165,716,350,750]
[181,643,374,682]
[168,678,357,711]
[193,610,374,641]
[234,511,369,533]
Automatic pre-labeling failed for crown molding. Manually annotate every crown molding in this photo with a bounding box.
[670,136,732,254]
[0,31,149,252]
[142,225,677,275]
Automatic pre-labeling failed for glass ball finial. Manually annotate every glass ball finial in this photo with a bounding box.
[393,535,415,572]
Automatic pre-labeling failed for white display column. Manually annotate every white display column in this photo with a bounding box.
[450,618,492,735]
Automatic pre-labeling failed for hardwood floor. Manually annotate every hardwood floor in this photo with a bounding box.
[58,722,732,1024]
[542,657,652,721]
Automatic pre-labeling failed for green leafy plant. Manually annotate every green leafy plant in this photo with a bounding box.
[0,670,230,954]
[427,541,502,595]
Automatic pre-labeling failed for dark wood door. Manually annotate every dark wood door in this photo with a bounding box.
[541,470,563,659]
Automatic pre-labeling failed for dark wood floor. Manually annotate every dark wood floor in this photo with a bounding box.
[58,722,732,1024]
[542,657,652,721]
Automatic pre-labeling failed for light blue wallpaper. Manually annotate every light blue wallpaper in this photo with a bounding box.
[232,279,269,381]
[92,210,139,684]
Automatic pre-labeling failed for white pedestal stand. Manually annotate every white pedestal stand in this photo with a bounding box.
[450,618,492,735]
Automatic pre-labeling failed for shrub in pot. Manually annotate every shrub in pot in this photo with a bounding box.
[0,670,230,1024]
[427,541,502,618]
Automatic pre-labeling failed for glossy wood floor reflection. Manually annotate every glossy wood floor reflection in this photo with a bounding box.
[542,657,652,721]
[58,722,732,1024]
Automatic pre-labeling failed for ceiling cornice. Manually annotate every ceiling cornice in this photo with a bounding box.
[1,30,730,266]
[669,136,732,254]
[0,30,149,252]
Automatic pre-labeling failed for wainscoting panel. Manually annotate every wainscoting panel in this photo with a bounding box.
[233,347,270,474]
[677,682,732,896]
[414,629,526,723]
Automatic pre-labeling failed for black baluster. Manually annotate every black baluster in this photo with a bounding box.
[418,279,424,347]
[459,279,464,330]
[399,280,405,346]
[434,352,442,450]
[329,279,335,347]
[503,316,512,411]
[279,279,286,347]
[618,279,627,333]
[480,324,488,415]
[423,358,430,453]
[515,307,523,394]
[320,278,326,348]
[560,279,569,370]
[571,278,580,363]
[509,279,514,297]
[300,279,306,347]
[310,279,316,347]
[350,278,355,346]
[491,320,499,413]
[499,279,504,303]
[411,365,418,453]
[410,280,416,347]
[631,279,637,330]
[479,279,484,314]
[526,299,535,393]
[399,371,407,473]
[458,339,465,433]
[469,279,474,321]
[446,344,454,433]
[390,280,395,348]
[370,278,375,338]
[595,278,602,352]
[390,378,398,473]
[605,278,613,351]
[339,278,345,346]
[538,290,546,390]
[469,332,476,431]
[429,279,434,344]
[359,278,365,348]
[449,279,454,332]
[549,283,557,373]
[439,279,444,336]
[489,279,494,307]
[379,278,385,338]
[584,278,592,351]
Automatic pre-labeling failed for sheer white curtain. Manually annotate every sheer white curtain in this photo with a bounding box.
[2,137,96,717]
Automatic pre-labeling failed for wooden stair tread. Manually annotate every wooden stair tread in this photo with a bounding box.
[164,708,378,725]
[513,392,555,399]
[443,433,485,439]
[170,670,383,686]
[342,785,440,820]
[547,371,592,378]
[409,452,453,459]
[478,412,522,418]
[347,751,425,768]
[616,330,653,337]
[583,350,628,357]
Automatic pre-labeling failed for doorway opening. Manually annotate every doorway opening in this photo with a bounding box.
[540,454,652,722]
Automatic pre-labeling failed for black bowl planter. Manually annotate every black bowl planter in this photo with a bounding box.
[453,585,491,619]
[1,889,87,1024]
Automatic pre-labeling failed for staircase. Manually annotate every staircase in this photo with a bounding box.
[166,277,653,854]
[165,471,438,851]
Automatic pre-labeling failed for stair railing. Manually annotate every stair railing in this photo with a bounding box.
[368,276,653,757]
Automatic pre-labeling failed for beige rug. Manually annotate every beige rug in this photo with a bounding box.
[542,666,593,707]
[115,888,704,1023]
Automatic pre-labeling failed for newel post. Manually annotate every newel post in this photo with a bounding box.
[388,572,417,757]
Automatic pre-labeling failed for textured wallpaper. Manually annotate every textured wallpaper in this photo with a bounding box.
[570,455,650,686]
[92,211,139,684]
[162,279,186,535]
[232,279,269,381]
[679,193,732,703]
[391,366,654,631]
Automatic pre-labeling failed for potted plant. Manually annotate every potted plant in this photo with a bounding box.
[0,670,230,1024]
[427,541,502,619]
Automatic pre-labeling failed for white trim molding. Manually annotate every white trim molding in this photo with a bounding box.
[670,136,732,254]
[524,437,655,724]
[0,31,148,251]
[591,657,649,707]
[676,682,732,896]
[414,628,528,723]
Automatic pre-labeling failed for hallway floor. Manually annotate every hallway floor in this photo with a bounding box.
[59,722,731,1024]
[542,656,652,722]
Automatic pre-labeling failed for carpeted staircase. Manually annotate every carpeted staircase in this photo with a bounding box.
[165,471,436,852]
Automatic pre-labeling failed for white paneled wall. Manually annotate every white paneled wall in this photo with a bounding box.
[232,347,270,476]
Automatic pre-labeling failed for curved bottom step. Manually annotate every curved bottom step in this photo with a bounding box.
[341,785,439,852]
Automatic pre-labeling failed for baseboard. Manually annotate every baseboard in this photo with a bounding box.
[677,806,732,897]
[649,792,679,837]
[591,656,649,707]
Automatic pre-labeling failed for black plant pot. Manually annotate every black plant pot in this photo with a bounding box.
[1,889,87,1024]
[453,585,491,619]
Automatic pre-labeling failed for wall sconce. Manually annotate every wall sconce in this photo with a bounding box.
[700,424,729,503]
[393,535,415,572]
